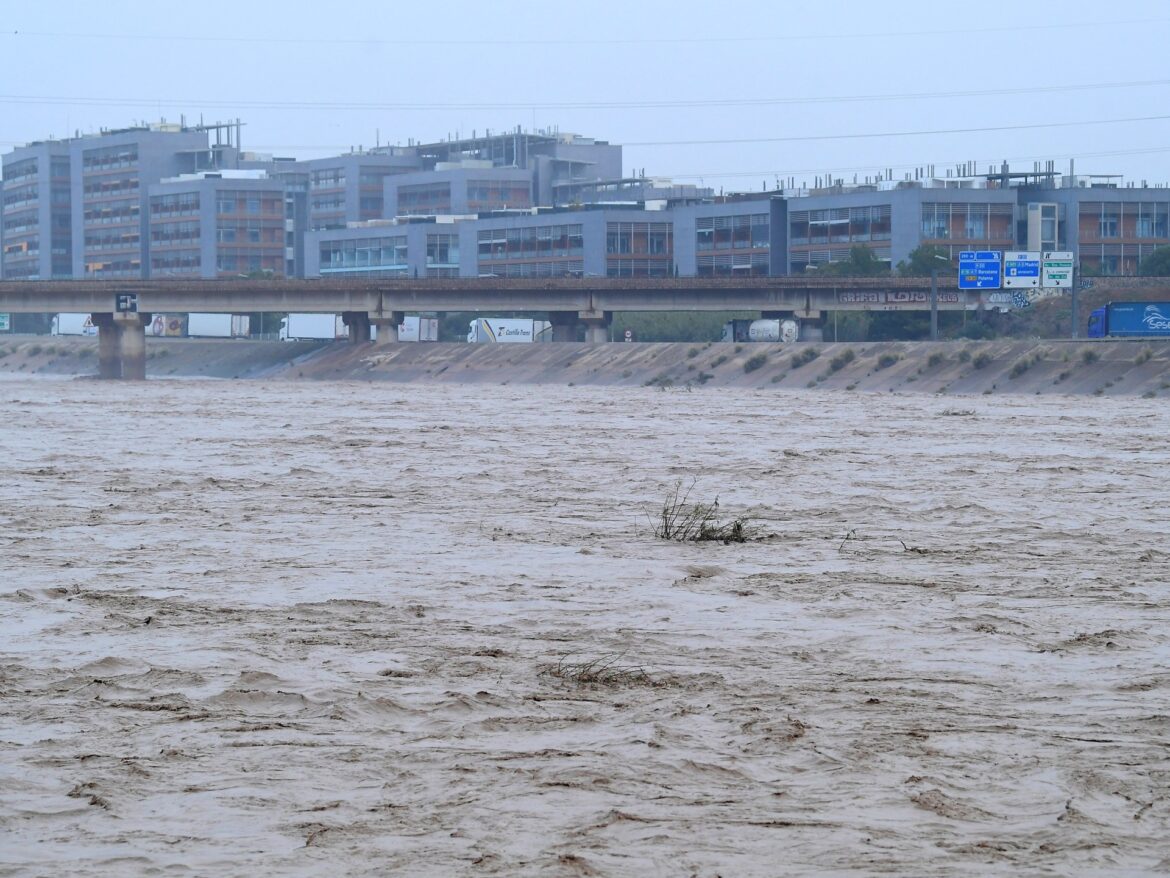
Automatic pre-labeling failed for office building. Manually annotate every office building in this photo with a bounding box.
[1,140,73,279]
[148,171,290,278]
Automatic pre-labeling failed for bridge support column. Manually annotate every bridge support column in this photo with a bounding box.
[342,311,372,343]
[549,311,579,343]
[796,310,824,342]
[92,313,121,380]
[116,313,148,380]
[579,309,611,344]
[371,311,405,345]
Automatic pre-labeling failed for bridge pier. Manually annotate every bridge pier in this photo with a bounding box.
[92,313,121,379]
[117,313,148,380]
[579,309,611,344]
[342,311,372,343]
[797,310,825,342]
[92,312,150,379]
[549,312,579,343]
[371,311,405,345]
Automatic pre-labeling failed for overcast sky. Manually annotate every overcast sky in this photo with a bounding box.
[3,0,1169,193]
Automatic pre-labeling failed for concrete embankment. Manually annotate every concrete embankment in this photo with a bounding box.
[2,335,1169,397]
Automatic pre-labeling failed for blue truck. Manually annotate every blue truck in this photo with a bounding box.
[1087,301,1170,338]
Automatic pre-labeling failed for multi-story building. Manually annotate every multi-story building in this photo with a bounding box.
[10,117,1170,282]
[1,140,73,279]
[386,166,534,218]
[73,124,238,279]
[307,219,457,279]
[147,171,289,278]
[781,180,1017,274]
[672,198,786,277]
[305,206,677,280]
[412,129,623,207]
[1018,180,1170,276]
[304,150,419,231]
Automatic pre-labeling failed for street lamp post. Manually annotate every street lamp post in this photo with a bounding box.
[930,267,938,341]
[929,253,949,341]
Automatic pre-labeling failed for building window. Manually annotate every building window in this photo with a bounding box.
[426,234,459,266]
[1136,203,1169,238]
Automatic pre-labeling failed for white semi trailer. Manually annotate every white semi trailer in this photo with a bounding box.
[467,318,553,343]
[51,314,98,336]
[721,318,800,343]
[398,315,439,342]
[280,314,439,341]
[187,314,251,338]
[280,314,345,341]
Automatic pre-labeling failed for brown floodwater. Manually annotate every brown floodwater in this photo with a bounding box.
[2,377,1169,876]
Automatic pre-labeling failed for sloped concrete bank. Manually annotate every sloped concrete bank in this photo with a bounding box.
[2,334,1169,397]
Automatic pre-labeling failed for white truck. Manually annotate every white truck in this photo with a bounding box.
[398,315,439,342]
[721,318,800,343]
[187,313,251,338]
[280,314,438,341]
[280,313,346,341]
[467,318,553,343]
[51,313,99,336]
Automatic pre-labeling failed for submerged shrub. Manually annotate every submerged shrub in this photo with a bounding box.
[652,480,753,543]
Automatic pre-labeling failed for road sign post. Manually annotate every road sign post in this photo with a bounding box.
[958,251,1002,289]
[1003,251,1042,288]
[1041,251,1075,289]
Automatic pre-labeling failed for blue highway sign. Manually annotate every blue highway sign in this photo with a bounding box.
[958,250,1002,289]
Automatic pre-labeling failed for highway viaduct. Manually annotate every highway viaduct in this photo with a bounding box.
[0,276,995,379]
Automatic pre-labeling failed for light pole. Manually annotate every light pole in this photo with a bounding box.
[929,253,949,341]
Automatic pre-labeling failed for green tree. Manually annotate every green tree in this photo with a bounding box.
[1137,246,1170,276]
[896,245,953,277]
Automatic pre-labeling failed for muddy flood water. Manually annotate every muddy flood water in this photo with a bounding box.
[2,378,1169,876]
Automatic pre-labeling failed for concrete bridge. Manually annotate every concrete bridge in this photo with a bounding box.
[0,276,991,379]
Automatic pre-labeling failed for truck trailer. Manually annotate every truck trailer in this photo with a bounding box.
[51,313,98,336]
[280,314,438,341]
[467,318,553,343]
[721,318,800,343]
[280,314,346,341]
[1087,302,1170,338]
[186,313,251,338]
[398,315,439,342]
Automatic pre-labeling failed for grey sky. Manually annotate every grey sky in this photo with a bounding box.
[3,0,1169,192]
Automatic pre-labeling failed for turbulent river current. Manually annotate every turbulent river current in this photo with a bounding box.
[3,378,1169,876]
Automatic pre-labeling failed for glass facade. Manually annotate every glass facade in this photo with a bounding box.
[919,203,1013,243]
[319,235,409,276]
[466,179,531,211]
[789,206,892,245]
[696,213,769,275]
[1078,201,1170,275]
[426,233,459,277]
[605,221,672,276]
[476,222,583,276]
[398,183,452,216]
